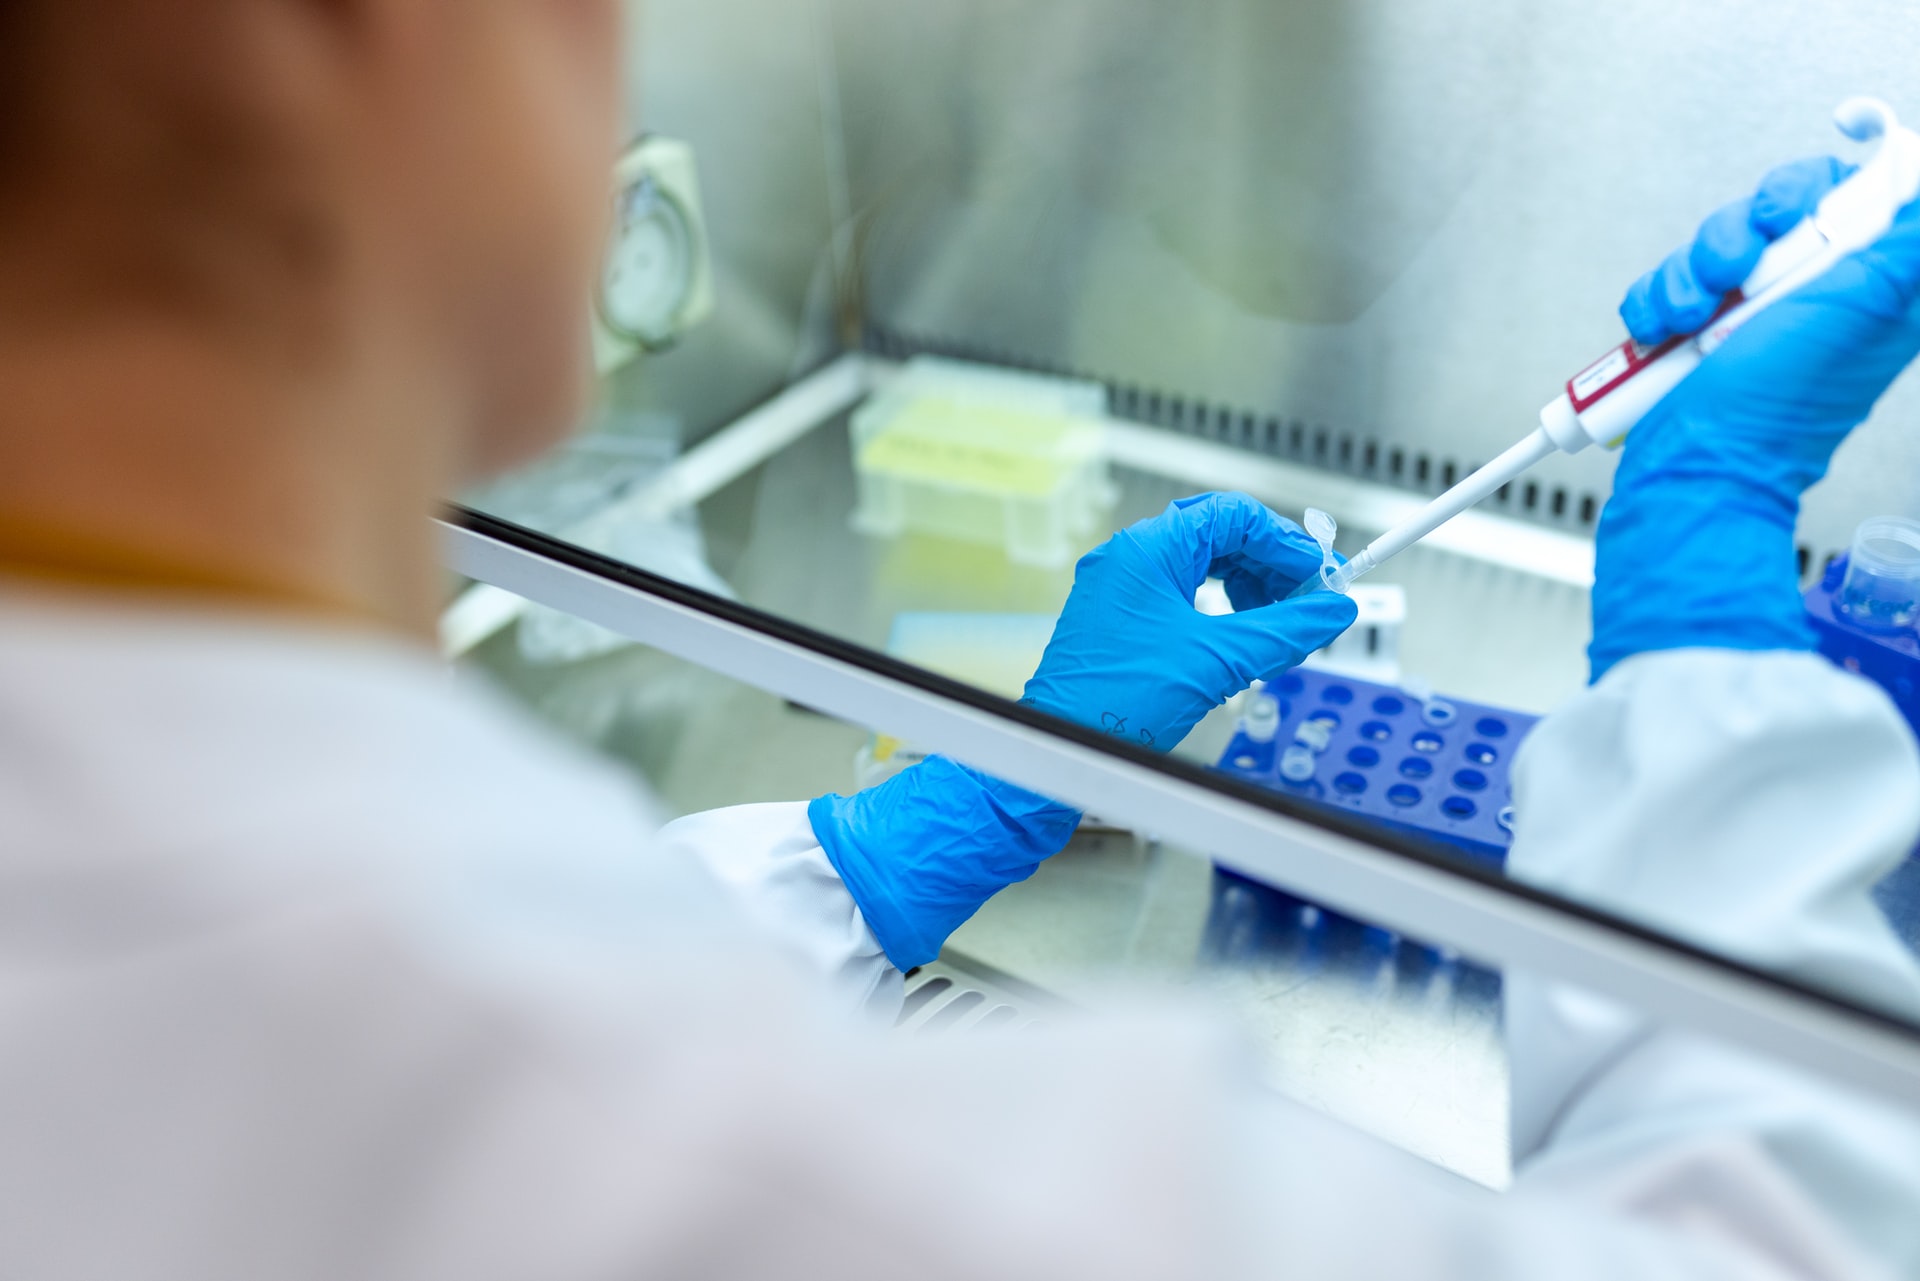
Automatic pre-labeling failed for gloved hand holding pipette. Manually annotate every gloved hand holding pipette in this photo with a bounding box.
[1320,96,1920,597]
[1591,161,1920,679]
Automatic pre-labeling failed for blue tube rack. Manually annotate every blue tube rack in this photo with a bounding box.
[1807,556,1920,945]
[1204,571,1920,971]
[1202,668,1538,976]
[1214,668,1539,866]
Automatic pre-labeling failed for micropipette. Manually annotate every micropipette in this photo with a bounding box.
[1321,96,1920,595]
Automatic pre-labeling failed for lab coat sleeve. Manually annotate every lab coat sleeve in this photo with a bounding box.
[654,801,902,1014]
[1504,648,1920,1275]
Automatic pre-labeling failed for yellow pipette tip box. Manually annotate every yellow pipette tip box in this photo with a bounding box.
[851,357,1116,569]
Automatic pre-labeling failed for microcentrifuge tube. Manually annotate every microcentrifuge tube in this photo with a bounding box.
[1279,745,1317,783]
[1279,715,1333,783]
[1401,677,1457,727]
[1304,508,1343,593]
[1293,718,1334,754]
[1241,687,1282,743]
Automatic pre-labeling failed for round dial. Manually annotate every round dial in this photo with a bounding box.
[599,176,696,349]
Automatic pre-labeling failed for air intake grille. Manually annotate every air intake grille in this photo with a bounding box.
[895,957,1055,1036]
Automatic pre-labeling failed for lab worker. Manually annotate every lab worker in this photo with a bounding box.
[1,2,1919,1278]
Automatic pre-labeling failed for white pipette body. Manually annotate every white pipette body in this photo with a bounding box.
[1325,96,1920,595]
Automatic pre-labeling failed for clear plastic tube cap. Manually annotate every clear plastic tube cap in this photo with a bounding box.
[1293,719,1334,753]
[1303,508,1343,592]
[1279,745,1317,783]
[1242,690,1281,742]
[1839,516,1920,632]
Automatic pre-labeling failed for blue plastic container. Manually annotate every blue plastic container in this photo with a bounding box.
[1807,553,1920,743]
[1808,555,1920,946]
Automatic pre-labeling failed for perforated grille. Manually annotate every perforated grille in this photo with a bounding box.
[894,958,1054,1036]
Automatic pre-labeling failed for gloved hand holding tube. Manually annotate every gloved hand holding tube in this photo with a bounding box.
[1591,159,1920,680]
[1021,492,1359,751]
[811,492,1358,969]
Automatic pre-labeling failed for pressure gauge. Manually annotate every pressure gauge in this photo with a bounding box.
[602,176,694,344]
[594,135,714,371]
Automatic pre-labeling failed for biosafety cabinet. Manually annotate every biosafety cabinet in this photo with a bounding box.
[444,0,1920,1187]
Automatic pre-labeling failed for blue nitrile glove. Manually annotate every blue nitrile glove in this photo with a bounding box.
[1021,491,1359,750]
[811,492,1358,968]
[1591,156,1920,681]
[808,757,1080,969]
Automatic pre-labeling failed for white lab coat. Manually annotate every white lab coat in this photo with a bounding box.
[2,587,1918,1279]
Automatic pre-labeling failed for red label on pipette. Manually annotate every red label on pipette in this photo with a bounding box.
[1564,291,1744,414]
[1567,336,1681,413]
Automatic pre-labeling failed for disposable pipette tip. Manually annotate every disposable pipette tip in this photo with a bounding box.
[1332,427,1558,585]
[1324,550,1374,594]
